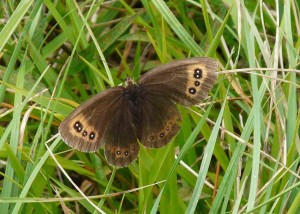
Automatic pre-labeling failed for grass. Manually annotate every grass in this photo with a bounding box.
[0,0,299,213]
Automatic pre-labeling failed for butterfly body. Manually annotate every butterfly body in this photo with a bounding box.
[123,79,145,105]
[59,57,218,167]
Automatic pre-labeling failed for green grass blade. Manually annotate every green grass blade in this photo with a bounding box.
[151,0,204,56]
[186,81,227,212]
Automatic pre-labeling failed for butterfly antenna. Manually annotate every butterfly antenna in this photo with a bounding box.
[131,43,152,75]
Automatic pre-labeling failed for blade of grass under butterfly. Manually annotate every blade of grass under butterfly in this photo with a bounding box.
[186,83,227,212]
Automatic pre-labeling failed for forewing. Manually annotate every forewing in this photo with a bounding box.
[59,87,124,152]
[138,57,218,106]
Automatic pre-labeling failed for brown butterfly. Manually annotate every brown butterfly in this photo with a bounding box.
[59,57,218,167]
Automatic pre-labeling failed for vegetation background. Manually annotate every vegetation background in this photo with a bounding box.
[0,0,299,213]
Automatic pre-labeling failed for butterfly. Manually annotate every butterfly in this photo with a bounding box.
[59,57,218,167]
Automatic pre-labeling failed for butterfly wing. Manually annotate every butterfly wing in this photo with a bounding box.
[138,57,218,106]
[137,57,217,148]
[137,93,182,148]
[60,86,140,167]
[103,93,141,167]
[59,87,124,152]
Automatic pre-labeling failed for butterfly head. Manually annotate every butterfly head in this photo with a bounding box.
[125,76,136,87]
